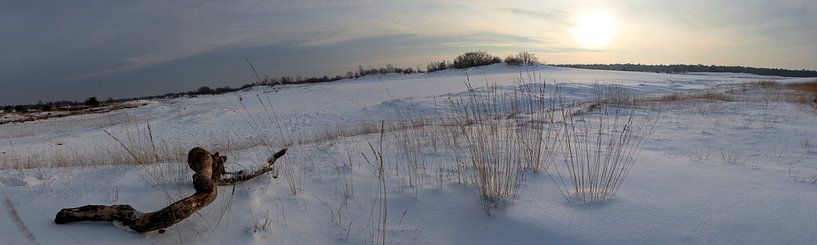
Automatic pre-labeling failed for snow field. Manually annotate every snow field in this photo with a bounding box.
[1,65,816,244]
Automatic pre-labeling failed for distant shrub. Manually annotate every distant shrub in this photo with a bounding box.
[41,103,54,111]
[213,86,234,94]
[504,52,539,67]
[452,51,502,69]
[356,64,421,77]
[84,97,100,107]
[426,60,449,72]
[13,105,27,113]
[197,86,213,95]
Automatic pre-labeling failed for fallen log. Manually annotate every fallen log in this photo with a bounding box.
[54,147,287,233]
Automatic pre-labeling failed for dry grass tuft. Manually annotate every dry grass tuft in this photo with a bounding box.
[444,74,563,212]
[548,104,655,203]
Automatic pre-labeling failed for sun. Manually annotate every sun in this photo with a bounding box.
[572,10,617,49]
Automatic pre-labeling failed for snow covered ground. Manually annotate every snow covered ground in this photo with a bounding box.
[1,64,816,244]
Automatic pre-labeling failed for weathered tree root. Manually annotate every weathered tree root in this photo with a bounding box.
[54,147,287,233]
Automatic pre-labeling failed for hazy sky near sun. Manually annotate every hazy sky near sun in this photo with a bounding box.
[1,0,816,105]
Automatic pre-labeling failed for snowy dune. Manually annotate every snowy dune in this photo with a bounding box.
[1,65,816,244]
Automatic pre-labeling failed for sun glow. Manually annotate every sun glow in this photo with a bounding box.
[572,10,617,49]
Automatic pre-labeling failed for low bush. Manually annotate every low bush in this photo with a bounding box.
[452,52,502,69]
[504,52,538,67]
[426,60,449,73]
[84,97,100,107]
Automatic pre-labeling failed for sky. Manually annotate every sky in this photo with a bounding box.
[1,0,816,105]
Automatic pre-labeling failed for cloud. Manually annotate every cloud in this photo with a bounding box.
[0,0,815,105]
[0,32,557,104]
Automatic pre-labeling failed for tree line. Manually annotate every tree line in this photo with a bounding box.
[553,63,817,77]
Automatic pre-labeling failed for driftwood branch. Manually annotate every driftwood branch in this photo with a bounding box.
[54,147,286,233]
[218,148,287,186]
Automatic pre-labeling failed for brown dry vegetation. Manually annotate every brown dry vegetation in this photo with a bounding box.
[785,81,817,105]
[755,80,817,107]
[616,80,817,110]
[634,89,734,104]
[0,102,145,125]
